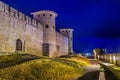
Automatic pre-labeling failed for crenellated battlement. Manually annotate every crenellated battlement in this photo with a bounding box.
[0,1,71,57]
[0,1,41,28]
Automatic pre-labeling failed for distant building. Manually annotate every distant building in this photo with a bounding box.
[0,1,74,57]
[93,48,106,59]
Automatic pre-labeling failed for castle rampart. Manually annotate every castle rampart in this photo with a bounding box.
[0,1,43,55]
[0,1,74,57]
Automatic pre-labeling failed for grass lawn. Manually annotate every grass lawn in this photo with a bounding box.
[101,63,120,80]
[0,54,89,80]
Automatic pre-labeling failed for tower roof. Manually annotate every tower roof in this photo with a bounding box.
[31,10,58,17]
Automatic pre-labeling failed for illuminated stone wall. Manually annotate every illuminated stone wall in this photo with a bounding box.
[56,32,68,56]
[32,10,58,57]
[32,11,69,57]
[0,1,71,57]
[0,1,43,55]
[60,29,74,53]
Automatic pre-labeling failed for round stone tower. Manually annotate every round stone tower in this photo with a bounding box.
[31,10,58,57]
[31,10,57,45]
[60,29,74,53]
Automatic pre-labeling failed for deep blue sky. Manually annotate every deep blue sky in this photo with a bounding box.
[2,0,120,53]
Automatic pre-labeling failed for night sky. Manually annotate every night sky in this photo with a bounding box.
[2,0,120,53]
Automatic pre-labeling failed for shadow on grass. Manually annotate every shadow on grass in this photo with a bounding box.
[77,71,100,80]
[0,54,40,69]
[0,58,40,69]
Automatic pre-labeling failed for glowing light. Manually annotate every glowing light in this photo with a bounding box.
[97,55,100,59]
[110,54,112,63]
[113,55,116,64]
[86,53,89,56]
[113,56,116,61]
[102,63,113,66]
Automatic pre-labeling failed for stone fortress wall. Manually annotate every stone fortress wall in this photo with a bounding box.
[0,1,73,57]
[0,1,43,55]
[56,32,68,56]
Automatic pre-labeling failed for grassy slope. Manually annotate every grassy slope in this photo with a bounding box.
[100,62,120,80]
[0,54,89,80]
[0,54,40,69]
[59,55,90,66]
[106,65,120,80]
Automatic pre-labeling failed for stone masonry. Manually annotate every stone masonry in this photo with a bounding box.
[0,1,74,57]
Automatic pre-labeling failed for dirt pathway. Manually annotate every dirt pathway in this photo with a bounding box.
[77,59,102,80]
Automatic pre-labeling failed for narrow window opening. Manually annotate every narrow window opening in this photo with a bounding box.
[53,26,55,29]
[45,24,49,28]
[50,14,52,16]
[43,14,45,16]
[38,14,40,17]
